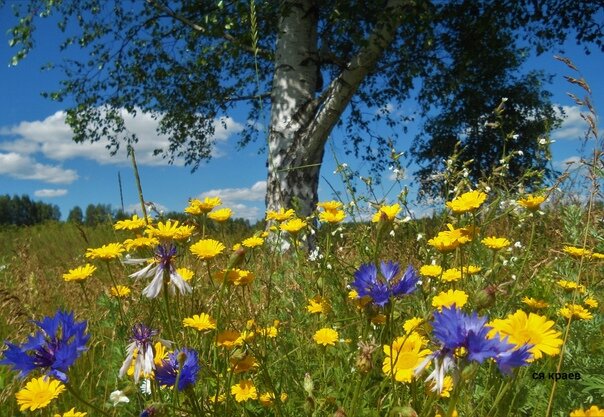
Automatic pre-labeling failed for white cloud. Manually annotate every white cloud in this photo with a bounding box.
[552,105,589,141]
[34,189,68,198]
[0,110,244,166]
[0,152,78,184]
[198,180,266,221]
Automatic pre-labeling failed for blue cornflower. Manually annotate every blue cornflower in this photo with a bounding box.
[156,348,200,391]
[417,307,532,393]
[119,323,160,383]
[128,244,191,298]
[351,261,418,307]
[0,309,89,382]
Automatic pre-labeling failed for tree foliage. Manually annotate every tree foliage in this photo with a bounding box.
[0,194,61,226]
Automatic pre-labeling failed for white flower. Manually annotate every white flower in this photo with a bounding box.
[416,233,424,241]
[109,390,130,406]
[514,241,522,248]
[402,215,412,223]
[389,230,396,237]
[517,150,523,156]
[140,379,152,395]
[539,138,548,145]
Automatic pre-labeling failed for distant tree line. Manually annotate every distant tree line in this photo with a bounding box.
[0,194,61,226]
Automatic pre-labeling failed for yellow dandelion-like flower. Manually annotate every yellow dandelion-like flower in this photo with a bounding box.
[563,245,592,259]
[280,218,307,234]
[259,391,288,407]
[432,289,468,311]
[382,332,432,383]
[176,267,194,282]
[114,214,147,231]
[123,236,159,251]
[15,377,65,412]
[185,197,222,215]
[592,252,604,260]
[230,355,258,374]
[419,264,442,277]
[403,317,424,334]
[570,405,604,417]
[318,200,343,212]
[584,297,598,309]
[441,268,462,283]
[183,313,217,331]
[482,236,511,250]
[54,408,88,417]
[559,304,593,320]
[63,264,97,282]
[217,330,243,349]
[488,310,563,360]
[462,265,482,275]
[306,296,332,314]
[230,380,258,402]
[557,279,586,293]
[190,239,225,260]
[427,224,473,253]
[145,220,181,240]
[430,375,454,398]
[110,285,131,298]
[85,243,125,260]
[445,190,487,214]
[258,321,280,338]
[266,208,295,222]
[232,269,255,286]
[371,203,401,222]
[517,194,546,210]
[173,224,195,240]
[521,296,549,309]
[242,236,264,248]
[208,207,232,222]
[313,328,339,346]
[319,210,346,224]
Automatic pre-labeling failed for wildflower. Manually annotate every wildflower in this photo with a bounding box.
[63,263,97,282]
[123,237,160,251]
[54,408,87,417]
[259,391,288,407]
[463,265,482,275]
[266,208,295,222]
[15,376,65,412]
[145,220,194,241]
[231,269,255,286]
[559,304,593,320]
[351,262,419,307]
[592,252,604,260]
[156,348,200,391]
[190,239,226,260]
[313,328,339,346]
[557,279,586,293]
[521,296,549,309]
[183,313,217,332]
[307,296,331,314]
[242,236,264,248]
[419,264,442,278]
[488,310,563,360]
[570,405,604,416]
[208,207,232,222]
[319,210,346,224]
[109,390,130,406]
[176,267,194,282]
[230,355,258,373]
[382,332,432,382]
[428,224,473,252]
[119,323,159,383]
[318,200,343,212]
[114,214,147,230]
[431,375,454,397]
[185,197,221,214]
[129,244,191,298]
[584,297,598,309]
[371,203,401,222]
[1,310,89,382]
[445,190,487,214]
[481,236,511,250]
[110,285,132,298]
[441,268,462,283]
[231,379,258,402]
[563,245,592,258]
[85,243,125,260]
[431,290,468,311]
[217,330,243,349]
[258,321,280,338]
[280,218,307,234]
[403,317,424,334]
[517,195,546,210]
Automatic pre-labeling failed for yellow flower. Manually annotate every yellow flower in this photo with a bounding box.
[318,200,343,212]
[462,265,482,275]
[430,375,454,398]
[185,197,222,215]
[481,236,511,250]
[313,328,339,346]
[173,224,195,240]
[85,243,125,260]
[208,207,232,222]
[54,408,87,417]
[521,296,549,309]
[231,380,258,402]
[230,355,258,374]
[557,280,586,293]
[382,332,432,383]
[190,239,225,260]
[207,393,226,404]
[123,236,159,250]
[145,220,183,240]
[258,321,280,338]
[584,297,598,309]
[217,330,243,349]
[570,405,604,417]
[488,310,563,360]
[234,269,256,286]
[266,208,295,222]
[280,218,307,234]
[517,194,546,210]
[432,290,468,311]
[563,245,592,259]
[427,224,473,252]
[403,317,424,334]
[371,203,401,222]
[259,392,288,407]
[441,268,462,282]
[16,377,65,412]
[242,236,264,248]
[419,264,442,277]
[445,190,487,214]
[176,267,194,282]
[110,285,131,298]
[183,313,217,331]
[114,214,147,231]
[307,296,331,314]
[592,252,604,260]
[63,264,97,282]
[371,314,387,325]
[319,210,346,224]
[559,304,593,320]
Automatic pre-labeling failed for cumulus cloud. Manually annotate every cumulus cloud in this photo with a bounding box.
[34,189,68,198]
[198,181,266,221]
[552,105,589,141]
[0,109,244,166]
[0,152,78,184]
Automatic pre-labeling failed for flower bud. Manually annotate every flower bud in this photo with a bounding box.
[474,285,497,310]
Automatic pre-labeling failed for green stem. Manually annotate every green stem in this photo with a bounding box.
[66,382,112,417]
[162,271,176,341]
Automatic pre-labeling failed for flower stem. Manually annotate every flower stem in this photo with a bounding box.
[66,382,112,417]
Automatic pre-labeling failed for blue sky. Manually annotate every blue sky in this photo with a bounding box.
[0,8,602,222]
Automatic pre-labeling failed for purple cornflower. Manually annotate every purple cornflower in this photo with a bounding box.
[0,310,89,382]
[119,323,159,383]
[351,261,419,307]
[156,348,200,391]
[128,244,191,298]
[416,307,532,393]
